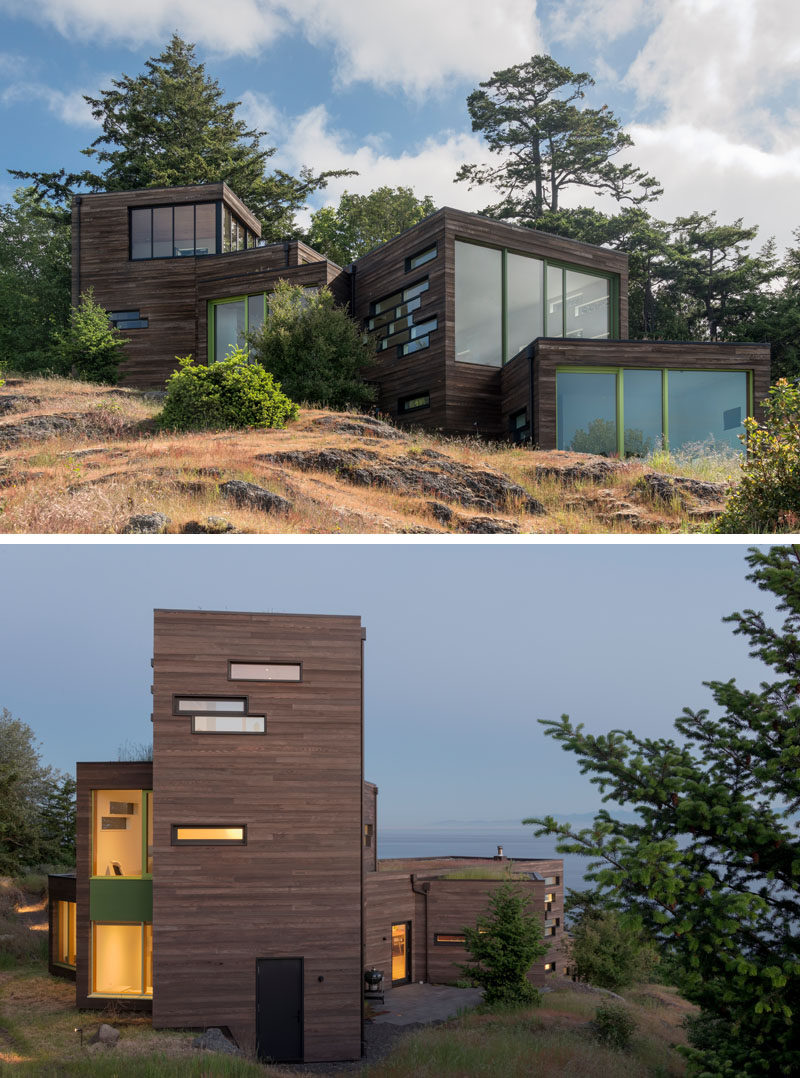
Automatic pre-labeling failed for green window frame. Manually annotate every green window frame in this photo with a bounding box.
[207,294,268,363]
[555,366,753,457]
[90,789,153,881]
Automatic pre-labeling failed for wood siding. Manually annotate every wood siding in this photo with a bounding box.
[72,187,344,387]
[363,873,415,979]
[354,208,628,435]
[75,761,153,1011]
[151,611,364,1063]
[363,782,377,875]
[528,338,772,449]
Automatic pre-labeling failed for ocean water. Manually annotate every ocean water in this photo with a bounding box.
[377,827,595,889]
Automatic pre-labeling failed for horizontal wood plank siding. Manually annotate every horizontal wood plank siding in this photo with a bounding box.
[355,213,448,430]
[532,339,771,449]
[151,611,363,1063]
[363,874,415,978]
[75,761,153,1011]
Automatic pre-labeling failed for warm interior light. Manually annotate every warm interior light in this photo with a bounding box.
[174,826,244,842]
[93,924,143,995]
[93,790,143,876]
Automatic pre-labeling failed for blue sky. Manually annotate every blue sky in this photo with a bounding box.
[1,1,798,251]
[0,542,776,829]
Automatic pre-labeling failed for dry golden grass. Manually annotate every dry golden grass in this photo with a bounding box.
[0,374,733,534]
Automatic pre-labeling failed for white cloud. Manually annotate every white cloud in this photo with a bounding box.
[240,97,496,226]
[0,0,543,94]
[283,0,543,96]
[1,81,97,126]
[548,0,651,45]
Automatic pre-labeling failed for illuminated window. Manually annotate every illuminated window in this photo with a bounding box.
[192,715,265,734]
[174,697,246,714]
[171,825,246,845]
[93,790,147,877]
[544,962,556,972]
[434,933,466,945]
[92,922,152,997]
[55,900,76,968]
[544,892,555,904]
[229,662,301,682]
[363,824,374,848]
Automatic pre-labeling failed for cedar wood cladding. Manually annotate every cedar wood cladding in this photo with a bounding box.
[75,760,154,1010]
[71,184,347,387]
[356,207,629,435]
[151,610,364,1062]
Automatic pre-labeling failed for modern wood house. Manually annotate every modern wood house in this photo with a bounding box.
[72,184,770,453]
[72,184,771,454]
[49,610,564,1064]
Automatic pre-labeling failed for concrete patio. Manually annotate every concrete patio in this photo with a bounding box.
[369,982,483,1025]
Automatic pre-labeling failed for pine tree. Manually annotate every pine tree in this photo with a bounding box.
[10,34,350,240]
[526,545,800,1075]
[458,883,547,1006]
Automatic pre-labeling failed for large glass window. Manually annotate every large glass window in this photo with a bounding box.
[214,299,246,362]
[557,370,617,454]
[668,370,748,452]
[623,369,663,456]
[455,241,502,366]
[507,252,544,358]
[556,368,750,456]
[129,202,220,260]
[55,900,76,967]
[93,790,144,877]
[565,270,610,339]
[92,922,152,997]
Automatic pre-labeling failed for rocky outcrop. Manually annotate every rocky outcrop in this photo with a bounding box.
[122,512,170,534]
[182,516,239,534]
[219,479,292,514]
[0,414,82,446]
[0,395,40,415]
[633,471,730,507]
[310,414,408,440]
[192,1028,240,1055]
[263,448,545,515]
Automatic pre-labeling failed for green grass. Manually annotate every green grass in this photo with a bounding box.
[11,1056,271,1077]
[439,868,518,880]
[643,440,742,483]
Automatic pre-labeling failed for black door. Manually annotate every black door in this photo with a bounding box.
[256,957,304,1062]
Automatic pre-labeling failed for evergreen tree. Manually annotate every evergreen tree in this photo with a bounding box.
[308,186,436,266]
[10,34,351,240]
[526,545,800,1075]
[455,55,661,222]
[38,775,77,866]
[0,188,70,370]
[458,883,547,1006]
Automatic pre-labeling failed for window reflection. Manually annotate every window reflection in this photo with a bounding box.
[455,241,502,366]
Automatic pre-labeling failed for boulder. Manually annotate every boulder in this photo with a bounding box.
[428,501,454,525]
[634,472,729,507]
[461,516,520,534]
[182,516,239,534]
[311,414,407,440]
[192,1027,240,1055]
[122,512,170,534]
[219,480,292,514]
[88,1024,120,1047]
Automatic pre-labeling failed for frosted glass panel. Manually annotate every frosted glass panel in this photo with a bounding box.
[507,253,543,358]
[455,241,502,366]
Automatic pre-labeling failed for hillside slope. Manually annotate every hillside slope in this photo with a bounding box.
[0,375,739,534]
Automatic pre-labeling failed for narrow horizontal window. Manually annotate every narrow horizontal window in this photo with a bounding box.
[171,825,246,845]
[406,244,437,272]
[109,311,148,330]
[401,335,429,356]
[367,297,421,332]
[114,319,148,330]
[109,311,140,321]
[434,933,466,945]
[228,662,301,682]
[174,697,246,714]
[399,392,430,414]
[371,278,429,316]
[192,715,265,734]
[543,876,559,886]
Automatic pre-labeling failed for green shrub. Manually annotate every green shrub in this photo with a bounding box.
[569,910,659,991]
[159,349,299,431]
[248,279,375,409]
[53,288,128,383]
[713,378,800,532]
[592,1000,636,1051]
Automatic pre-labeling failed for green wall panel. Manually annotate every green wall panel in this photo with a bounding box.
[90,879,152,922]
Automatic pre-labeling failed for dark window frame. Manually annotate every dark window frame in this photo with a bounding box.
[172,694,249,716]
[171,824,247,846]
[398,391,431,414]
[405,243,437,272]
[129,200,221,261]
[227,660,304,683]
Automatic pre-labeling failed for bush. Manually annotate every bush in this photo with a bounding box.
[458,883,547,1007]
[248,279,375,409]
[158,349,299,431]
[592,1001,636,1051]
[569,910,658,991]
[53,288,128,383]
[713,378,800,532]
